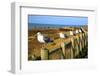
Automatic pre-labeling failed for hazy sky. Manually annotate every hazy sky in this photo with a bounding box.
[28,15,88,26]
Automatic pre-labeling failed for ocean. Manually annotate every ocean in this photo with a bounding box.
[28,23,87,30]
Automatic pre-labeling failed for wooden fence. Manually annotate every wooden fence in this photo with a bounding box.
[41,32,88,60]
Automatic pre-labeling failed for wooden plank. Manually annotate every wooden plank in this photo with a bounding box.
[41,32,87,59]
[41,48,49,60]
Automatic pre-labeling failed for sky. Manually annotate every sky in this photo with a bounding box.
[28,15,88,26]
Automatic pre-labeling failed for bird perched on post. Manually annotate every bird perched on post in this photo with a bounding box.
[37,32,53,43]
[73,30,79,35]
[70,31,73,36]
[80,27,86,33]
[79,29,82,33]
[59,32,68,38]
[75,30,79,34]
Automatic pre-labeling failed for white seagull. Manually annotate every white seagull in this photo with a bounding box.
[70,31,73,36]
[37,32,53,43]
[79,29,82,33]
[73,30,79,35]
[59,32,67,38]
[80,27,85,33]
[76,30,79,34]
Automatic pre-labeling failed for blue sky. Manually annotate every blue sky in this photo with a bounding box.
[28,15,88,26]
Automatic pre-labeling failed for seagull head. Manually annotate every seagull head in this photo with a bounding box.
[37,32,41,35]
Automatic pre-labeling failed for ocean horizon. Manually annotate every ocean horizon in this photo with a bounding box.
[28,23,87,30]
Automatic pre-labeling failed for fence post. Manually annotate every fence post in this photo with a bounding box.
[86,32,88,46]
[82,33,85,48]
[70,46,74,58]
[84,32,87,47]
[79,34,82,52]
[70,38,74,58]
[41,48,49,60]
[61,42,66,58]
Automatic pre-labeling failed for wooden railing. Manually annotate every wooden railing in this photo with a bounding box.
[41,32,88,60]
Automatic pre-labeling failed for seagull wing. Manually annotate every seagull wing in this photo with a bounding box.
[43,35,49,43]
[43,36,49,41]
[44,36,53,43]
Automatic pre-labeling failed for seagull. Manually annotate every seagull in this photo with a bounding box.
[73,30,79,35]
[59,32,68,38]
[70,31,73,36]
[76,30,79,34]
[79,29,82,33]
[37,32,53,43]
[80,27,85,33]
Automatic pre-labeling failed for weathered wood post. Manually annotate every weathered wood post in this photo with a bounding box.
[70,38,74,58]
[82,33,85,48]
[61,42,66,58]
[78,35,81,53]
[86,32,88,46]
[41,48,49,60]
[81,33,84,49]
[76,37,80,56]
[79,34,82,52]
[84,32,87,47]
[74,37,80,57]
